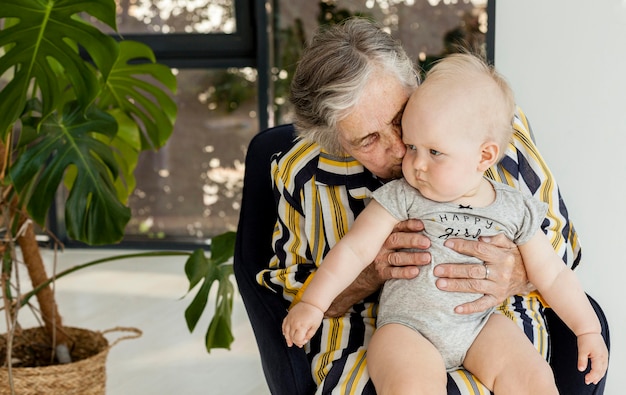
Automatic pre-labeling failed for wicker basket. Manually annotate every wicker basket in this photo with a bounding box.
[0,326,141,395]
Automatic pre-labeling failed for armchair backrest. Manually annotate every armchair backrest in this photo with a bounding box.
[234,125,295,277]
[233,124,315,395]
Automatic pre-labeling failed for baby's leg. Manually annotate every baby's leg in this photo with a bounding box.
[463,314,558,394]
[367,323,446,395]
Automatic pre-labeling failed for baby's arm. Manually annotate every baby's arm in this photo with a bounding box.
[282,200,399,347]
[519,231,609,384]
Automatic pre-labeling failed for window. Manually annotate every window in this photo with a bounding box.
[56,0,269,248]
[54,0,494,249]
[271,0,494,125]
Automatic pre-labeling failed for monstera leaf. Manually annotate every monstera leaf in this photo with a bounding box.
[10,103,130,245]
[0,0,177,245]
[0,0,118,136]
[99,41,178,151]
[184,232,237,351]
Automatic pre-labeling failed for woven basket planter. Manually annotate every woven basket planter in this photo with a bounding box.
[0,326,141,395]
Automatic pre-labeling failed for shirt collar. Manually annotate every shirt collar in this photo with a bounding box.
[315,148,382,194]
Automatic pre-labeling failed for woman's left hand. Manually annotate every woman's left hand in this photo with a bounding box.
[434,233,535,314]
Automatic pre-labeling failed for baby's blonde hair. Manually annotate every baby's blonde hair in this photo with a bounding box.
[424,53,516,159]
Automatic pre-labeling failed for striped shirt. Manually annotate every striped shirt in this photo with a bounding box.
[258,107,580,394]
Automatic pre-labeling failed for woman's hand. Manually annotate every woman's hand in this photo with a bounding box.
[325,219,430,317]
[373,218,430,281]
[434,234,534,314]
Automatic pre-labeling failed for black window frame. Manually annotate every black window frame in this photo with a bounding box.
[116,0,272,130]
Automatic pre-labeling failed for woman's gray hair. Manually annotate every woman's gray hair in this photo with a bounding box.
[290,18,418,154]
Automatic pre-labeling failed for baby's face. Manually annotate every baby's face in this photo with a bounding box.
[400,87,488,203]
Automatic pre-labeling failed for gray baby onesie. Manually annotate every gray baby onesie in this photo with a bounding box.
[372,178,547,370]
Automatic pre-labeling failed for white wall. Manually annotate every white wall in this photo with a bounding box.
[495,2,625,393]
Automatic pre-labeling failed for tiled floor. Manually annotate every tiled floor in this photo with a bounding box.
[2,248,270,395]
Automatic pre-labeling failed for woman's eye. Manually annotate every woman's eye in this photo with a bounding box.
[360,134,378,148]
[430,149,442,156]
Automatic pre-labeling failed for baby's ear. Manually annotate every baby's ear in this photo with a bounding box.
[478,141,500,171]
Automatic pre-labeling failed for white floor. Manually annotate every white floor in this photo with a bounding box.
[1,248,271,395]
[3,248,619,395]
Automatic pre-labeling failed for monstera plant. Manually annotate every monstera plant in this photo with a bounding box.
[0,0,235,376]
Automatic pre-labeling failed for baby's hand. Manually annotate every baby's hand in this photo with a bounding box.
[577,333,609,385]
[282,301,325,348]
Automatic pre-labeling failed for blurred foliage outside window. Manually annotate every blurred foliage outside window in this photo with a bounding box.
[103,0,488,244]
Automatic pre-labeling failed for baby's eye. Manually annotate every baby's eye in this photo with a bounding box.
[405,144,417,151]
[430,149,442,156]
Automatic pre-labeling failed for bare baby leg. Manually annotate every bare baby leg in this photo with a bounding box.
[367,323,447,395]
[463,314,558,394]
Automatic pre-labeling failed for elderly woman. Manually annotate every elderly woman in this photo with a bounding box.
[251,18,601,394]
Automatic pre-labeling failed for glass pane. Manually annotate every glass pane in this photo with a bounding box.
[85,0,493,245]
[125,68,259,243]
[273,0,489,125]
[112,0,237,34]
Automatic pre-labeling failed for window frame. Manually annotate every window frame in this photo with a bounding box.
[116,0,272,130]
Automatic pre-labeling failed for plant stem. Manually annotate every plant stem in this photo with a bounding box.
[18,250,193,306]
[16,219,71,362]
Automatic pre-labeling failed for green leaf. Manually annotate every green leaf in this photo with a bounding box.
[210,231,237,265]
[206,277,235,351]
[184,249,211,291]
[0,0,119,136]
[206,315,234,351]
[99,40,178,151]
[184,277,214,333]
[10,101,131,245]
[183,232,237,352]
[103,108,142,203]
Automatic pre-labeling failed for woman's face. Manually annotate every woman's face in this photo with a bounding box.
[336,71,412,181]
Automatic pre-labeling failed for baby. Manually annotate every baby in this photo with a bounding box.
[282,53,608,394]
